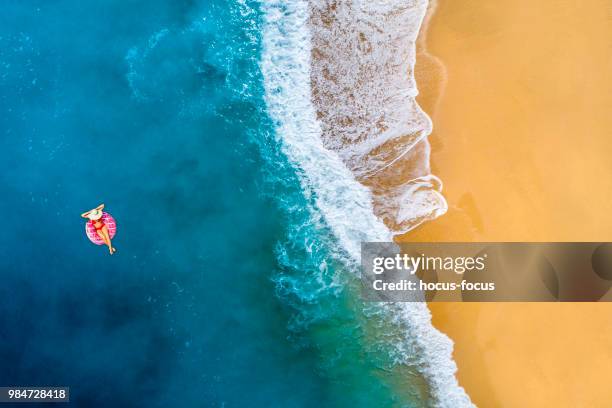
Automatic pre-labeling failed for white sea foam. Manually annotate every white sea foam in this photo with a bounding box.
[260,0,473,406]
[308,0,447,233]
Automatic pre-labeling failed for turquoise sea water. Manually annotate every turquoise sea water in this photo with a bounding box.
[0,1,451,407]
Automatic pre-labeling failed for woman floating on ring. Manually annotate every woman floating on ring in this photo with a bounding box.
[81,204,117,255]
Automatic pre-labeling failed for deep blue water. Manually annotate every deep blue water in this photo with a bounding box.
[0,1,330,406]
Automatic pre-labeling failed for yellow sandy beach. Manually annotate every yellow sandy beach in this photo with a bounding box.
[399,0,612,406]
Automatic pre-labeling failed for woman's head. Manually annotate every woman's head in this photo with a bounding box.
[87,209,103,221]
[81,204,105,220]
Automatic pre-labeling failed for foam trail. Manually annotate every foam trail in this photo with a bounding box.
[308,0,447,233]
[260,0,473,406]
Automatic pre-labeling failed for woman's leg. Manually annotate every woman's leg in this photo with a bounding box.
[101,226,116,254]
[97,226,115,254]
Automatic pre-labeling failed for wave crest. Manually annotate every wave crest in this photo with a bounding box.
[260,0,473,406]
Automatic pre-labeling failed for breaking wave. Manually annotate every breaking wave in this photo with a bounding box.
[260,0,473,406]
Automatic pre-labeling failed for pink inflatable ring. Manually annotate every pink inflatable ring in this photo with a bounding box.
[85,212,117,245]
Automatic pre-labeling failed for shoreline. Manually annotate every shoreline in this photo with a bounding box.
[308,0,447,234]
[402,0,612,406]
[305,1,472,405]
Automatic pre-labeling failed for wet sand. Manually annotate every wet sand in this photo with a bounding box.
[398,0,612,406]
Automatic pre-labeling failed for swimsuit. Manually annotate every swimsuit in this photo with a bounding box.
[91,220,105,231]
